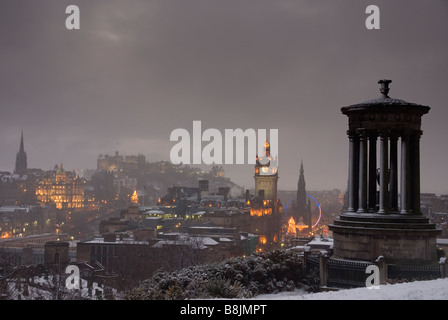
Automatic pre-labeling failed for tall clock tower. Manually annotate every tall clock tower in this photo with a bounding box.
[250,139,282,252]
[254,139,278,202]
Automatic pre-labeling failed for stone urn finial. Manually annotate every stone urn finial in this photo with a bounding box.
[378,79,392,98]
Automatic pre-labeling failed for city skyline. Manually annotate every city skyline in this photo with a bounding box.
[1,1,448,193]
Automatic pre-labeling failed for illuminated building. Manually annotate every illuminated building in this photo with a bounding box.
[97,151,146,171]
[253,139,278,203]
[0,205,57,239]
[35,164,84,209]
[249,139,282,251]
[130,190,138,204]
[286,216,309,236]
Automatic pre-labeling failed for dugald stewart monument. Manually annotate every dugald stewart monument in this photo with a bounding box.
[329,79,441,265]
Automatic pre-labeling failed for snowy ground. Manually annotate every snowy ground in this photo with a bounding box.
[250,278,448,300]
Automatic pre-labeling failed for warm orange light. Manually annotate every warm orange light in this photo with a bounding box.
[259,236,267,244]
[250,207,272,216]
[250,208,262,216]
[131,190,139,204]
[287,217,309,235]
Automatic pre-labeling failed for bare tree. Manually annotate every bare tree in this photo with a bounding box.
[153,235,216,272]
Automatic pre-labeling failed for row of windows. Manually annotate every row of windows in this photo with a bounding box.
[90,245,118,256]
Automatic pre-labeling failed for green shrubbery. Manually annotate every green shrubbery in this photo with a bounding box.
[125,249,306,300]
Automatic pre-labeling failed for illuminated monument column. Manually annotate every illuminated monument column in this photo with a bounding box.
[329,80,441,264]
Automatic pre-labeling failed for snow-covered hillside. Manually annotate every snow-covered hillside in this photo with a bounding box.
[251,278,448,300]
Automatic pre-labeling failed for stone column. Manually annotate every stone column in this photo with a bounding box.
[358,130,368,213]
[378,131,389,214]
[375,256,388,285]
[347,130,359,213]
[319,252,329,287]
[410,131,422,215]
[389,134,399,212]
[368,133,378,211]
[400,132,411,214]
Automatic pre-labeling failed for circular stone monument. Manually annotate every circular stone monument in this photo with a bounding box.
[329,80,441,265]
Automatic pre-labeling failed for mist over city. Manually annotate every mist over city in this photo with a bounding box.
[1,1,448,193]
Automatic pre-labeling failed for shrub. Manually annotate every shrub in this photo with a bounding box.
[125,249,306,300]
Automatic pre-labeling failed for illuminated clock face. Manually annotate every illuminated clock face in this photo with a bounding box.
[260,166,269,175]
[257,164,278,175]
[256,162,277,176]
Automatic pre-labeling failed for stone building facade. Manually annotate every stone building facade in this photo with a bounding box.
[35,164,84,210]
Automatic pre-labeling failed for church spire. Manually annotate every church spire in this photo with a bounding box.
[15,130,27,174]
[20,130,24,153]
[297,161,306,211]
[296,160,312,235]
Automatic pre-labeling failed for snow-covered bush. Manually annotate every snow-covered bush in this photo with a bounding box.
[125,250,305,299]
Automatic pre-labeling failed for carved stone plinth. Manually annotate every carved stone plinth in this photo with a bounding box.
[329,213,441,264]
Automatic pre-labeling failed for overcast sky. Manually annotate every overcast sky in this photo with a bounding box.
[1,0,447,193]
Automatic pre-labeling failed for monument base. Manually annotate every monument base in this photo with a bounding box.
[329,213,441,265]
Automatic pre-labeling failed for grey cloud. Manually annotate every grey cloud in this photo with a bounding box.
[0,0,447,193]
